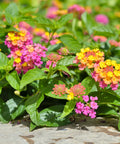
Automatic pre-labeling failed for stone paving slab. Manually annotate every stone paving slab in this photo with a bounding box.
[0,117,120,144]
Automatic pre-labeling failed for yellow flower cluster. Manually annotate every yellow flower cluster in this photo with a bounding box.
[75,47,104,70]
[94,59,120,85]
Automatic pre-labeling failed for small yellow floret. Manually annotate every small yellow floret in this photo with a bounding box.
[14,58,21,63]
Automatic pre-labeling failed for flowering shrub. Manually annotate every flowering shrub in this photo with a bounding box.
[0,0,120,131]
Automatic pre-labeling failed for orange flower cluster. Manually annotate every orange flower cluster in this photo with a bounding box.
[92,59,120,90]
[74,47,104,70]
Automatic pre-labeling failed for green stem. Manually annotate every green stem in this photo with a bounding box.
[72,18,76,34]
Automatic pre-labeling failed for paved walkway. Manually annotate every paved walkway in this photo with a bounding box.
[0,117,120,144]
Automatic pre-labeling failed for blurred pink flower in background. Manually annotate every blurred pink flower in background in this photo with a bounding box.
[46,6,58,19]
[95,14,109,25]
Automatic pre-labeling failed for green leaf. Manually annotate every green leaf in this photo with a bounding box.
[81,12,95,35]
[55,65,71,76]
[118,116,120,131]
[92,25,114,37]
[5,3,19,17]
[11,102,25,120]
[46,91,67,99]
[57,14,73,26]
[60,99,76,118]
[6,71,20,90]
[30,122,37,131]
[20,68,46,89]
[89,91,120,106]
[30,105,71,127]
[0,52,9,68]
[47,43,63,52]
[35,16,54,28]
[25,92,44,114]
[97,105,119,117]
[58,56,75,66]
[81,76,96,95]
[59,34,81,53]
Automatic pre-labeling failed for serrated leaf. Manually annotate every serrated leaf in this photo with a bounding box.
[57,14,73,26]
[35,16,54,28]
[55,65,71,76]
[93,25,114,36]
[5,3,19,17]
[58,56,75,66]
[20,68,46,89]
[59,34,81,53]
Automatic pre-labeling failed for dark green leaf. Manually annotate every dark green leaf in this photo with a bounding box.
[20,68,46,89]
[30,105,71,127]
[97,105,119,117]
[25,92,44,114]
[89,91,120,106]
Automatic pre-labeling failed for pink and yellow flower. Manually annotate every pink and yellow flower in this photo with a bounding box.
[92,59,120,90]
[74,47,104,70]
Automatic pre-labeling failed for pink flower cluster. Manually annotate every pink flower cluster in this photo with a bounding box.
[75,96,98,118]
[5,28,33,51]
[19,21,33,32]
[68,4,85,19]
[45,53,62,69]
[52,84,66,96]
[57,47,69,55]
[93,35,107,42]
[109,40,120,47]
[95,14,109,25]
[9,43,47,73]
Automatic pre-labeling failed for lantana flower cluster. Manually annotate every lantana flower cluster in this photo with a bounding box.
[5,28,33,51]
[52,83,85,100]
[109,40,120,47]
[68,4,85,19]
[9,43,47,73]
[75,96,98,118]
[52,83,98,118]
[92,59,120,90]
[74,47,104,70]
[45,53,62,69]
[93,35,107,42]
[5,28,47,73]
